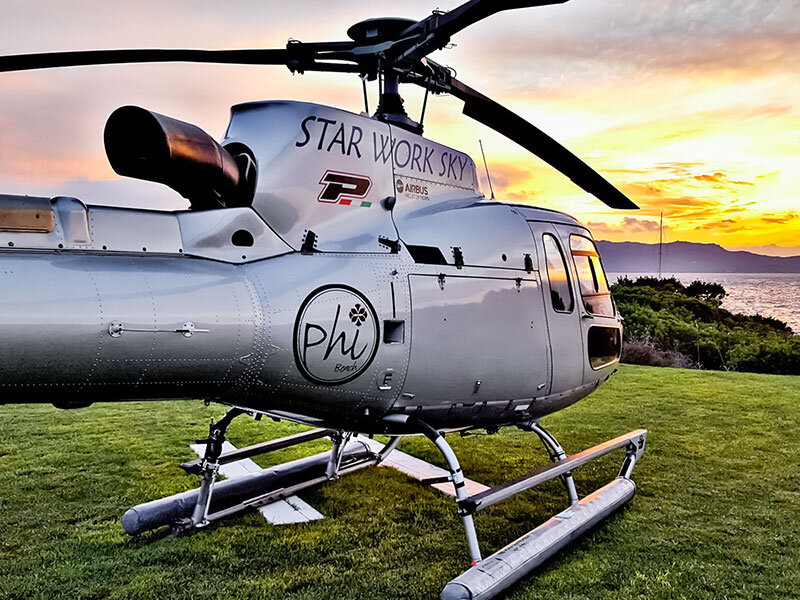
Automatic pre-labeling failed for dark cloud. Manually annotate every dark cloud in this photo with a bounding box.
[696,219,739,231]
[587,217,669,237]
[452,0,800,90]
[693,172,754,186]
[761,213,799,224]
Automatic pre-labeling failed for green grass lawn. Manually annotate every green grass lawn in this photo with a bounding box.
[1,365,799,600]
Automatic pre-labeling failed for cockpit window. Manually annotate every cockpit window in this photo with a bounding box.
[543,233,574,313]
[570,235,614,317]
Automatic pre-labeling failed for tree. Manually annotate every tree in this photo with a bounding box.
[685,280,726,305]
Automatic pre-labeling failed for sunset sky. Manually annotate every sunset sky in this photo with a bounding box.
[1,0,798,254]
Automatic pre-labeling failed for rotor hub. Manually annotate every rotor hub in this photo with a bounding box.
[346,18,417,43]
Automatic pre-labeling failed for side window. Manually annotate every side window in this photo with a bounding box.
[542,233,574,313]
[570,235,614,317]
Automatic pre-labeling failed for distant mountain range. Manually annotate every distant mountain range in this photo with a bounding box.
[597,241,800,273]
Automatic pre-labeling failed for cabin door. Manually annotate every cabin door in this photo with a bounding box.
[528,222,585,394]
[396,273,550,412]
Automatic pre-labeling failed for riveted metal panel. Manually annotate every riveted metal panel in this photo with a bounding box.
[232,252,413,423]
[0,254,100,389]
[395,203,534,270]
[91,258,255,389]
[88,207,182,254]
[0,196,91,249]
[0,252,256,403]
[1,200,185,254]
[398,273,550,409]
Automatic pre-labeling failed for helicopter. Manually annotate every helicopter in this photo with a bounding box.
[0,1,647,598]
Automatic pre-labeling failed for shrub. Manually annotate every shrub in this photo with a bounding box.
[611,277,798,375]
[622,335,695,369]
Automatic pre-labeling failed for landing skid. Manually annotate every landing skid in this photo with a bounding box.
[122,410,398,535]
[440,423,646,600]
[121,410,646,600]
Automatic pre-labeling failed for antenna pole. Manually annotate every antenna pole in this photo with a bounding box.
[479,139,495,200]
[658,211,663,278]
[361,76,369,114]
[419,80,430,127]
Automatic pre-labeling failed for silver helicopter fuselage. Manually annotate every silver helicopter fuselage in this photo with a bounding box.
[0,101,621,433]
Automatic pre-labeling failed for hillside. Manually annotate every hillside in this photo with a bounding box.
[597,240,800,273]
[1,366,799,599]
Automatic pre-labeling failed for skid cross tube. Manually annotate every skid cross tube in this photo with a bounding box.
[384,415,483,564]
[195,435,400,526]
[178,413,400,533]
[180,427,334,474]
[124,434,402,535]
[459,428,646,515]
[202,442,378,524]
[526,422,579,505]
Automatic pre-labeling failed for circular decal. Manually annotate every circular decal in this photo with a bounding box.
[293,285,379,385]
[395,179,404,194]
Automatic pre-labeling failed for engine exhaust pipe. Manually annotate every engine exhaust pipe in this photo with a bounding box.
[104,105,250,210]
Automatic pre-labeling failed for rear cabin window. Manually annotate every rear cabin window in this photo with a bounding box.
[543,234,574,313]
[569,235,615,317]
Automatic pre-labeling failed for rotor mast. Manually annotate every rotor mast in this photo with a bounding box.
[346,17,425,133]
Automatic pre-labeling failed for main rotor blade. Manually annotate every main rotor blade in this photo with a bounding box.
[396,0,569,62]
[0,48,294,73]
[447,77,637,209]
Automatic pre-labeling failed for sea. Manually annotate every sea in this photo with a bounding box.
[607,272,800,334]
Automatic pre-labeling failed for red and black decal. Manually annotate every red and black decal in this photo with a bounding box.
[318,170,373,207]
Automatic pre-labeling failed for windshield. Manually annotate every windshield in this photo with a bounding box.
[569,235,614,317]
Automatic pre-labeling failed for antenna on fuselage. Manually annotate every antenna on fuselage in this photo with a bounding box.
[361,75,370,114]
[479,139,495,200]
